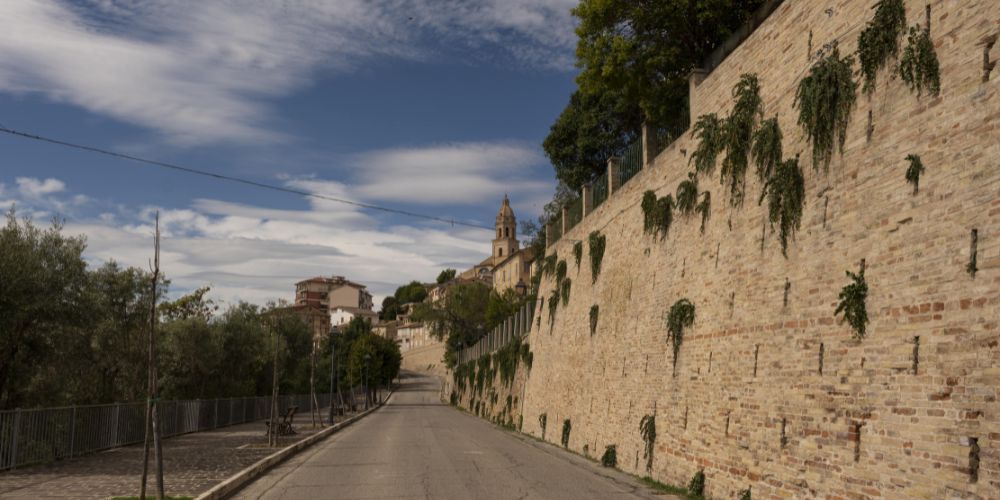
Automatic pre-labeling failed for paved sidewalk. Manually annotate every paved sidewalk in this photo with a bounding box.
[0,409,357,499]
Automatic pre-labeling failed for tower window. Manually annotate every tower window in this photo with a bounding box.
[497,229,501,238]
[504,227,509,238]
[498,248,503,257]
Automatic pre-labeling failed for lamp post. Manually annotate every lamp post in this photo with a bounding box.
[328,330,336,423]
[515,279,527,296]
[363,353,371,410]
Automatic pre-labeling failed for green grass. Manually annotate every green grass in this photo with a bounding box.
[639,476,703,499]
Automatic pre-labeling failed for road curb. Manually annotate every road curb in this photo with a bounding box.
[196,394,391,500]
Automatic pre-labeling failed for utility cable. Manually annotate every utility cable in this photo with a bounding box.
[0,125,493,231]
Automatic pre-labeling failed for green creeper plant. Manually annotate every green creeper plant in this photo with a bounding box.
[588,231,606,284]
[556,259,568,285]
[561,278,572,307]
[666,299,696,372]
[641,190,658,234]
[764,156,806,257]
[696,191,711,234]
[751,116,783,200]
[857,0,907,94]
[795,44,858,171]
[561,419,572,448]
[675,172,699,215]
[835,264,869,339]
[899,24,941,97]
[688,470,706,497]
[721,73,763,206]
[739,487,752,500]
[601,445,618,467]
[519,341,532,369]
[548,290,560,325]
[573,241,583,269]
[589,305,599,336]
[639,414,656,472]
[689,113,725,175]
[540,254,558,278]
[905,154,925,194]
[539,413,547,439]
[642,191,674,239]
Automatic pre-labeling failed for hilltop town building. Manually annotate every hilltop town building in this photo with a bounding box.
[294,275,376,335]
[458,195,534,294]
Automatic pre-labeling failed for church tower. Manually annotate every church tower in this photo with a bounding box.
[493,195,519,266]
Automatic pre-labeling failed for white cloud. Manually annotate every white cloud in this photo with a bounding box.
[0,1,576,144]
[16,177,65,198]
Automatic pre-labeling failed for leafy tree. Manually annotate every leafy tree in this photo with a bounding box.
[573,0,764,132]
[159,286,218,322]
[380,295,400,321]
[412,281,493,367]
[543,89,642,191]
[436,268,457,284]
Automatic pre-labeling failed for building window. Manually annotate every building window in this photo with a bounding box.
[497,229,501,238]
[504,227,509,238]
[498,248,503,257]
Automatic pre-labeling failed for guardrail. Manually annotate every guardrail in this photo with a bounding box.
[0,389,374,471]
[457,301,534,365]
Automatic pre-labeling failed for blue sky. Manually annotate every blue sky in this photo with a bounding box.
[0,0,578,305]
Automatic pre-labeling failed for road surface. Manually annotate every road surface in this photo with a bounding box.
[236,372,669,499]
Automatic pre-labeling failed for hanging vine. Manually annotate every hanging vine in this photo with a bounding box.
[573,241,583,270]
[641,190,658,234]
[764,155,806,257]
[588,231,606,284]
[539,413,547,439]
[561,419,572,448]
[666,299,696,371]
[696,191,711,233]
[721,73,763,206]
[639,414,656,473]
[752,116,783,202]
[899,23,941,96]
[835,264,869,339]
[560,278,572,306]
[688,470,706,497]
[642,191,674,238]
[690,113,725,175]
[739,487,752,500]
[676,172,699,215]
[905,154,925,194]
[601,445,618,467]
[589,305,599,336]
[795,44,858,171]
[857,0,907,94]
[555,259,568,285]
[540,254,558,278]
[548,289,560,325]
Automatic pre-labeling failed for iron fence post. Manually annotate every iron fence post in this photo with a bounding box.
[10,409,21,469]
[69,406,76,458]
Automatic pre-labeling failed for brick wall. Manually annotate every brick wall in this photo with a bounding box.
[518,1,999,498]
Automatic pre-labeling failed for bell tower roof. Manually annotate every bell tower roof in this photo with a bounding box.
[497,194,515,218]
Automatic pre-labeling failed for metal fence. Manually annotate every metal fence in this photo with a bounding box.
[457,301,534,365]
[0,389,374,471]
[592,171,609,209]
[617,139,644,187]
[564,196,583,233]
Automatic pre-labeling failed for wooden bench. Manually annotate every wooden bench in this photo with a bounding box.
[264,405,298,436]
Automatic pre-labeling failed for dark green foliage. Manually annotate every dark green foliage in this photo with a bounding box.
[601,445,618,467]
[688,470,705,497]
[519,342,533,369]
[835,265,869,339]
[588,231,607,284]
[436,268,457,284]
[899,24,941,97]
[696,191,712,233]
[642,190,658,234]
[640,414,656,472]
[539,413,547,439]
[857,0,907,94]
[541,254,558,279]
[690,113,725,175]
[795,45,858,171]
[643,193,675,239]
[556,259,568,285]
[573,241,583,269]
[676,172,699,215]
[666,299,696,370]
[561,419,572,448]
[638,477,690,497]
[751,116,783,198]
[764,156,806,256]
[721,74,763,206]
[543,89,642,191]
[548,290,560,325]
[494,337,524,387]
[449,391,458,406]
[905,154,925,194]
[561,278,572,307]
[518,415,523,431]
[589,305,600,336]
[474,355,492,395]
[739,487,752,500]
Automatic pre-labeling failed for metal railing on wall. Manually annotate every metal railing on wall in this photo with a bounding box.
[457,301,534,365]
[0,389,374,471]
[564,197,583,232]
[592,171,609,209]
[617,139,643,186]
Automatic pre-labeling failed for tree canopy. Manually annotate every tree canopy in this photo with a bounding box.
[436,268,457,284]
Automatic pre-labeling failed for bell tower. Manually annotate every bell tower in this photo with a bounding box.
[493,195,518,266]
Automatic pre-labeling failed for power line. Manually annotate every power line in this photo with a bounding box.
[0,125,493,231]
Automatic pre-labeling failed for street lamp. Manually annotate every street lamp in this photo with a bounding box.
[515,279,527,296]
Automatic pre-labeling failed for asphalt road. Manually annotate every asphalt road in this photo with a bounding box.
[236,372,669,500]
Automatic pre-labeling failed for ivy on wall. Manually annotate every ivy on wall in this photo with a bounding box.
[639,414,656,472]
[548,289,560,325]
[904,154,925,194]
[556,259,568,285]
[721,74,763,206]
[835,264,869,339]
[642,191,675,239]
[540,254,557,278]
[573,241,583,270]
[752,116,783,202]
[561,278,572,306]
[688,470,706,497]
[795,44,858,171]
[857,0,907,94]
[589,305,599,336]
[696,191,711,233]
[561,419,572,448]
[666,299,696,372]
[899,23,941,96]
[601,445,617,467]
[739,487,752,500]
[690,113,725,175]
[676,172,699,215]
[589,231,606,284]
[539,413,547,440]
[764,156,806,256]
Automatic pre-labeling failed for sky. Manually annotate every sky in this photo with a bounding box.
[0,0,579,307]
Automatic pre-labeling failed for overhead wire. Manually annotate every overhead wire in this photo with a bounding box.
[0,125,494,231]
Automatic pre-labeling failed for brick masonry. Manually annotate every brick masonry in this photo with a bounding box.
[493,1,998,498]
